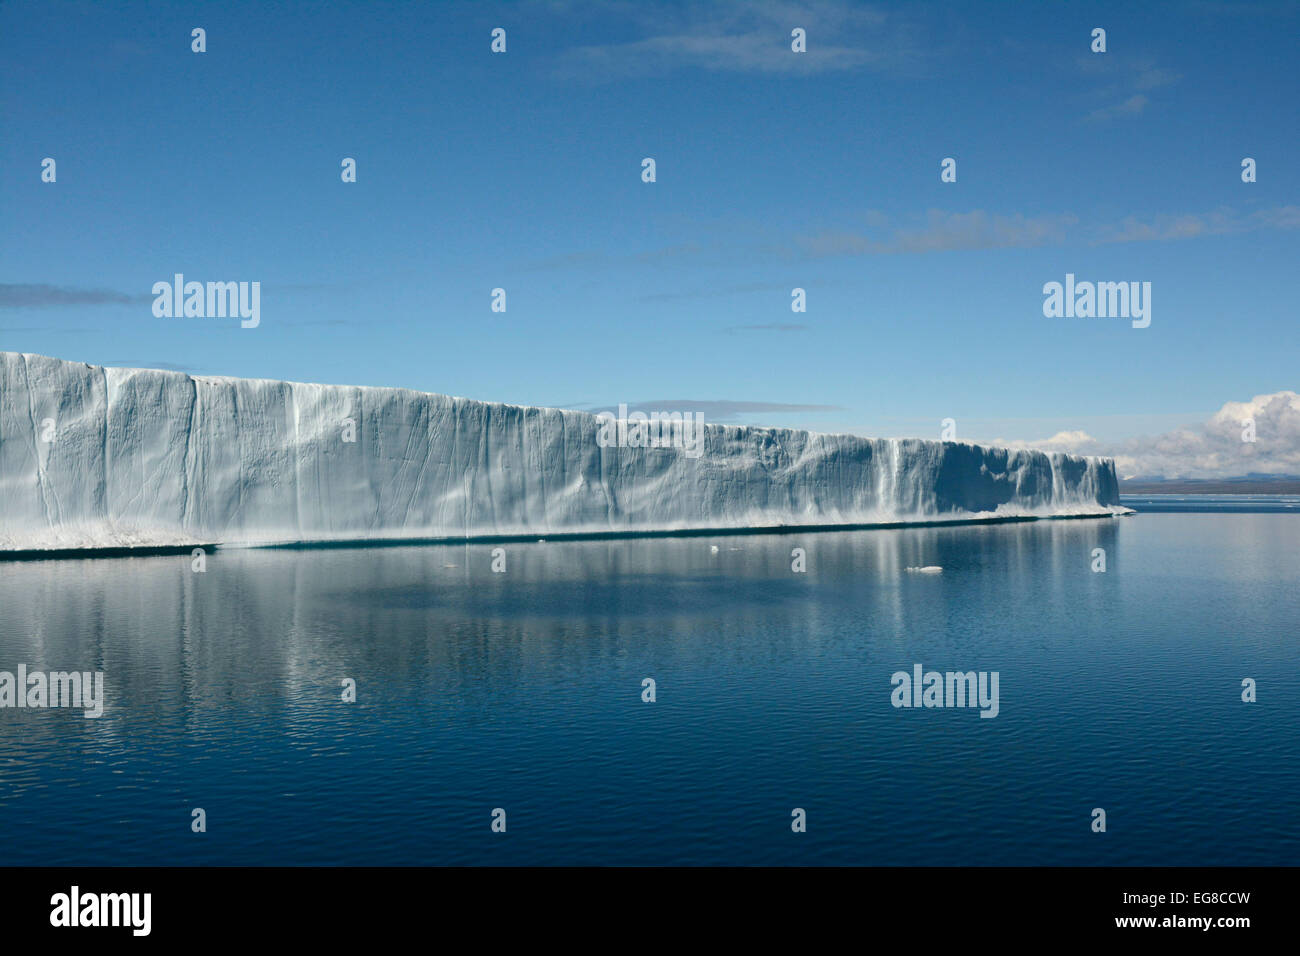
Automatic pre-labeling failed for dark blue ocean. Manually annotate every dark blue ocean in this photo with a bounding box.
[1,502,1297,865]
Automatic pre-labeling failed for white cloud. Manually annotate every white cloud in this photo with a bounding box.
[994,391,1300,479]
[1011,430,1098,452]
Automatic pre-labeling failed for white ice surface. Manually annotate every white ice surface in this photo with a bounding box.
[0,353,1126,551]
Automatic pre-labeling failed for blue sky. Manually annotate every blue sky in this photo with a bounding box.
[1,0,1296,464]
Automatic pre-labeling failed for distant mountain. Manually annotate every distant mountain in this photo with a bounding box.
[1121,474,1300,495]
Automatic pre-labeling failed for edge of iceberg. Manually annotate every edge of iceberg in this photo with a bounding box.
[1,352,1131,554]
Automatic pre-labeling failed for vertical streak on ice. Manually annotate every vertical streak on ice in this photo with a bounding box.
[887,438,901,520]
[19,354,55,531]
[100,365,111,537]
[292,383,303,540]
[181,375,197,537]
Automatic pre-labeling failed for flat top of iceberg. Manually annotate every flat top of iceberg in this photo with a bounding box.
[15,352,1114,464]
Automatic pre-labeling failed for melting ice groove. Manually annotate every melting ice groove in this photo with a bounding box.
[0,353,1128,553]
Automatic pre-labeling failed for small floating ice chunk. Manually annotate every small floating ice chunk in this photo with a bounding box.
[710,545,719,553]
[905,566,943,574]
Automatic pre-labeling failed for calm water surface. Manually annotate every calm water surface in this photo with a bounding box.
[1120,494,1300,514]
[1,507,1297,865]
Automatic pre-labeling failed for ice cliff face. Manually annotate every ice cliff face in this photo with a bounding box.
[0,353,1124,551]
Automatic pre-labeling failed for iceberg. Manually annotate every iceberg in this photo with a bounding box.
[0,352,1127,553]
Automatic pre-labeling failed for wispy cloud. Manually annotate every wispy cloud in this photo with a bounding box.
[1134,68,1181,91]
[722,323,808,333]
[553,0,924,79]
[1075,51,1181,122]
[795,205,1299,259]
[1085,93,1149,122]
[1094,205,1300,244]
[0,326,100,333]
[637,281,793,303]
[0,283,152,309]
[797,210,1079,257]
[516,241,712,273]
[516,201,1297,275]
[1187,0,1295,17]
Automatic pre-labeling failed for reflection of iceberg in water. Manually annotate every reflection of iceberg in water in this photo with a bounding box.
[4,510,1295,867]
[0,519,1124,728]
[1,353,1126,553]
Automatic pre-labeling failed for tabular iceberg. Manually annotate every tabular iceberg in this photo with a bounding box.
[0,352,1125,552]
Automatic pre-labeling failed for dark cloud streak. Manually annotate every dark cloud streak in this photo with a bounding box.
[0,284,152,309]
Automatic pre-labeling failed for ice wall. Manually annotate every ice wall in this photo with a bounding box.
[0,353,1124,551]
